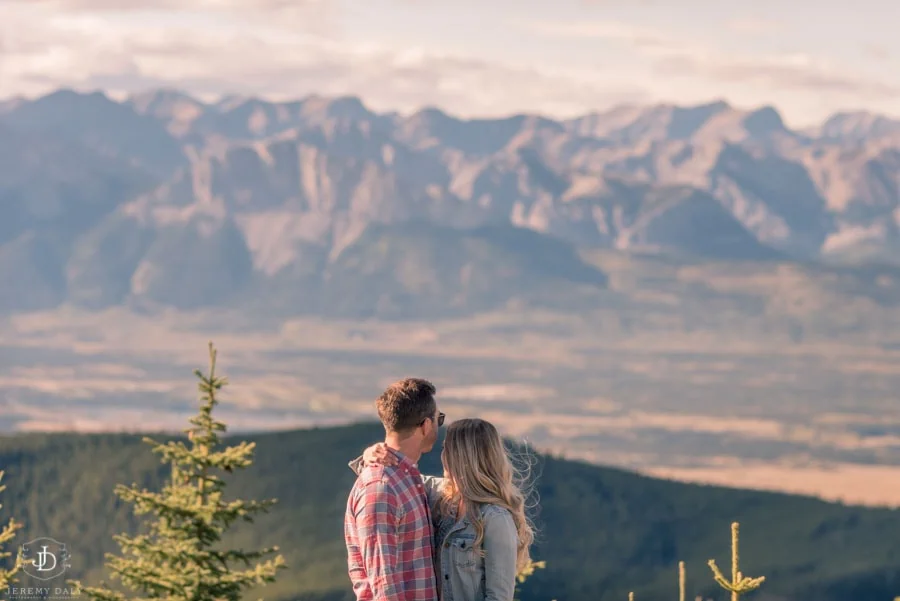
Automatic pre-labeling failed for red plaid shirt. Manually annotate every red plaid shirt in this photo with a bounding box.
[345,449,438,601]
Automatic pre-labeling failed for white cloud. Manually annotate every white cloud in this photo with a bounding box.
[4,0,328,13]
[862,43,891,61]
[653,50,899,99]
[724,17,783,35]
[2,0,336,40]
[0,4,649,119]
[518,19,679,52]
[2,4,897,126]
[519,19,900,104]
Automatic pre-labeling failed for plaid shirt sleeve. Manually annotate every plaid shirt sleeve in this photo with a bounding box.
[355,478,406,600]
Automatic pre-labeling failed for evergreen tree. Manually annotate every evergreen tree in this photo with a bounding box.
[0,470,22,589]
[708,522,764,601]
[70,342,286,601]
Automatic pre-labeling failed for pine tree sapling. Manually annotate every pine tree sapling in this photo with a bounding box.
[70,342,286,601]
[515,559,546,584]
[708,522,765,601]
[514,559,545,601]
[0,470,23,589]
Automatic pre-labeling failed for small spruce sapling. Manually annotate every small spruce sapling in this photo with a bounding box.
[708,522,765,601]
[514,559,546,601]
[70,342,286,601]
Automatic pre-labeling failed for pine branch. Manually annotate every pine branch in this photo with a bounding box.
[0,471,23,589]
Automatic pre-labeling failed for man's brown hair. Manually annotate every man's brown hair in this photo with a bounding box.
[376,378,437,434]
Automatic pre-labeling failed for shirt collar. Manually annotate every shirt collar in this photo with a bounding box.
[387,447,421,473]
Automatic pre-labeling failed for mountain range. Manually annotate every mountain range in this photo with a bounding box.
[2,89,900,318]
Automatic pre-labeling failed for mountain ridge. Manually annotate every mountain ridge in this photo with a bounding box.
[1,88,899,317]
[5,86,900,144]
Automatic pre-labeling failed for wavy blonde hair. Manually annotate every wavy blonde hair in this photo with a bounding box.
[439,418,535,573]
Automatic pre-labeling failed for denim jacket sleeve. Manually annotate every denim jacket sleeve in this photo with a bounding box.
[349,455,412,477]
[349,455,364,475]
[482,507,519,601]
[421,475,446,522]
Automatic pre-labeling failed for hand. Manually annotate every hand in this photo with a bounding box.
[363,443,397,467]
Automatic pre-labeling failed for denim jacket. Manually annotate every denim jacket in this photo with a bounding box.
[349,457,519,601]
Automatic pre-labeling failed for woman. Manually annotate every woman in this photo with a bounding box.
[349,418,535,601]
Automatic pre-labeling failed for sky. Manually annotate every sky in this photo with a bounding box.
[2,0,899,128]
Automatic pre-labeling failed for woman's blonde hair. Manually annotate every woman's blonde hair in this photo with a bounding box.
[439,418,536,572]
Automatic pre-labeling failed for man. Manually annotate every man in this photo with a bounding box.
[344,377,445,601]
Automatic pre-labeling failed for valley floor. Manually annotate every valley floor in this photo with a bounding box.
[643,461,900,507]
[1,299,899,508]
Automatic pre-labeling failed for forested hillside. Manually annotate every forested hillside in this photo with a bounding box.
[0,423,899,600]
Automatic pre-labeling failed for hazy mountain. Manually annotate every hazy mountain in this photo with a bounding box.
[129,89,393,150]
[2,89,186,176]
[565,100,790,145]
[0,124,157,241]
[815,111,900,144]
[0,96,24,114]
[128,88,208,138]
[291,222,609,319]
[0,230,68,312]
[0,88,899,317]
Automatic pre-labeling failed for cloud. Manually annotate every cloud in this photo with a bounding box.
[518,19,680,52]
[0,4,649,119]
[2,0,336,37]
[724,17,783,35]
[862,43,891,61]
[4,0,326,12]
[653,51,900,99]
[520,18,899,101]
[3,5,896,126]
